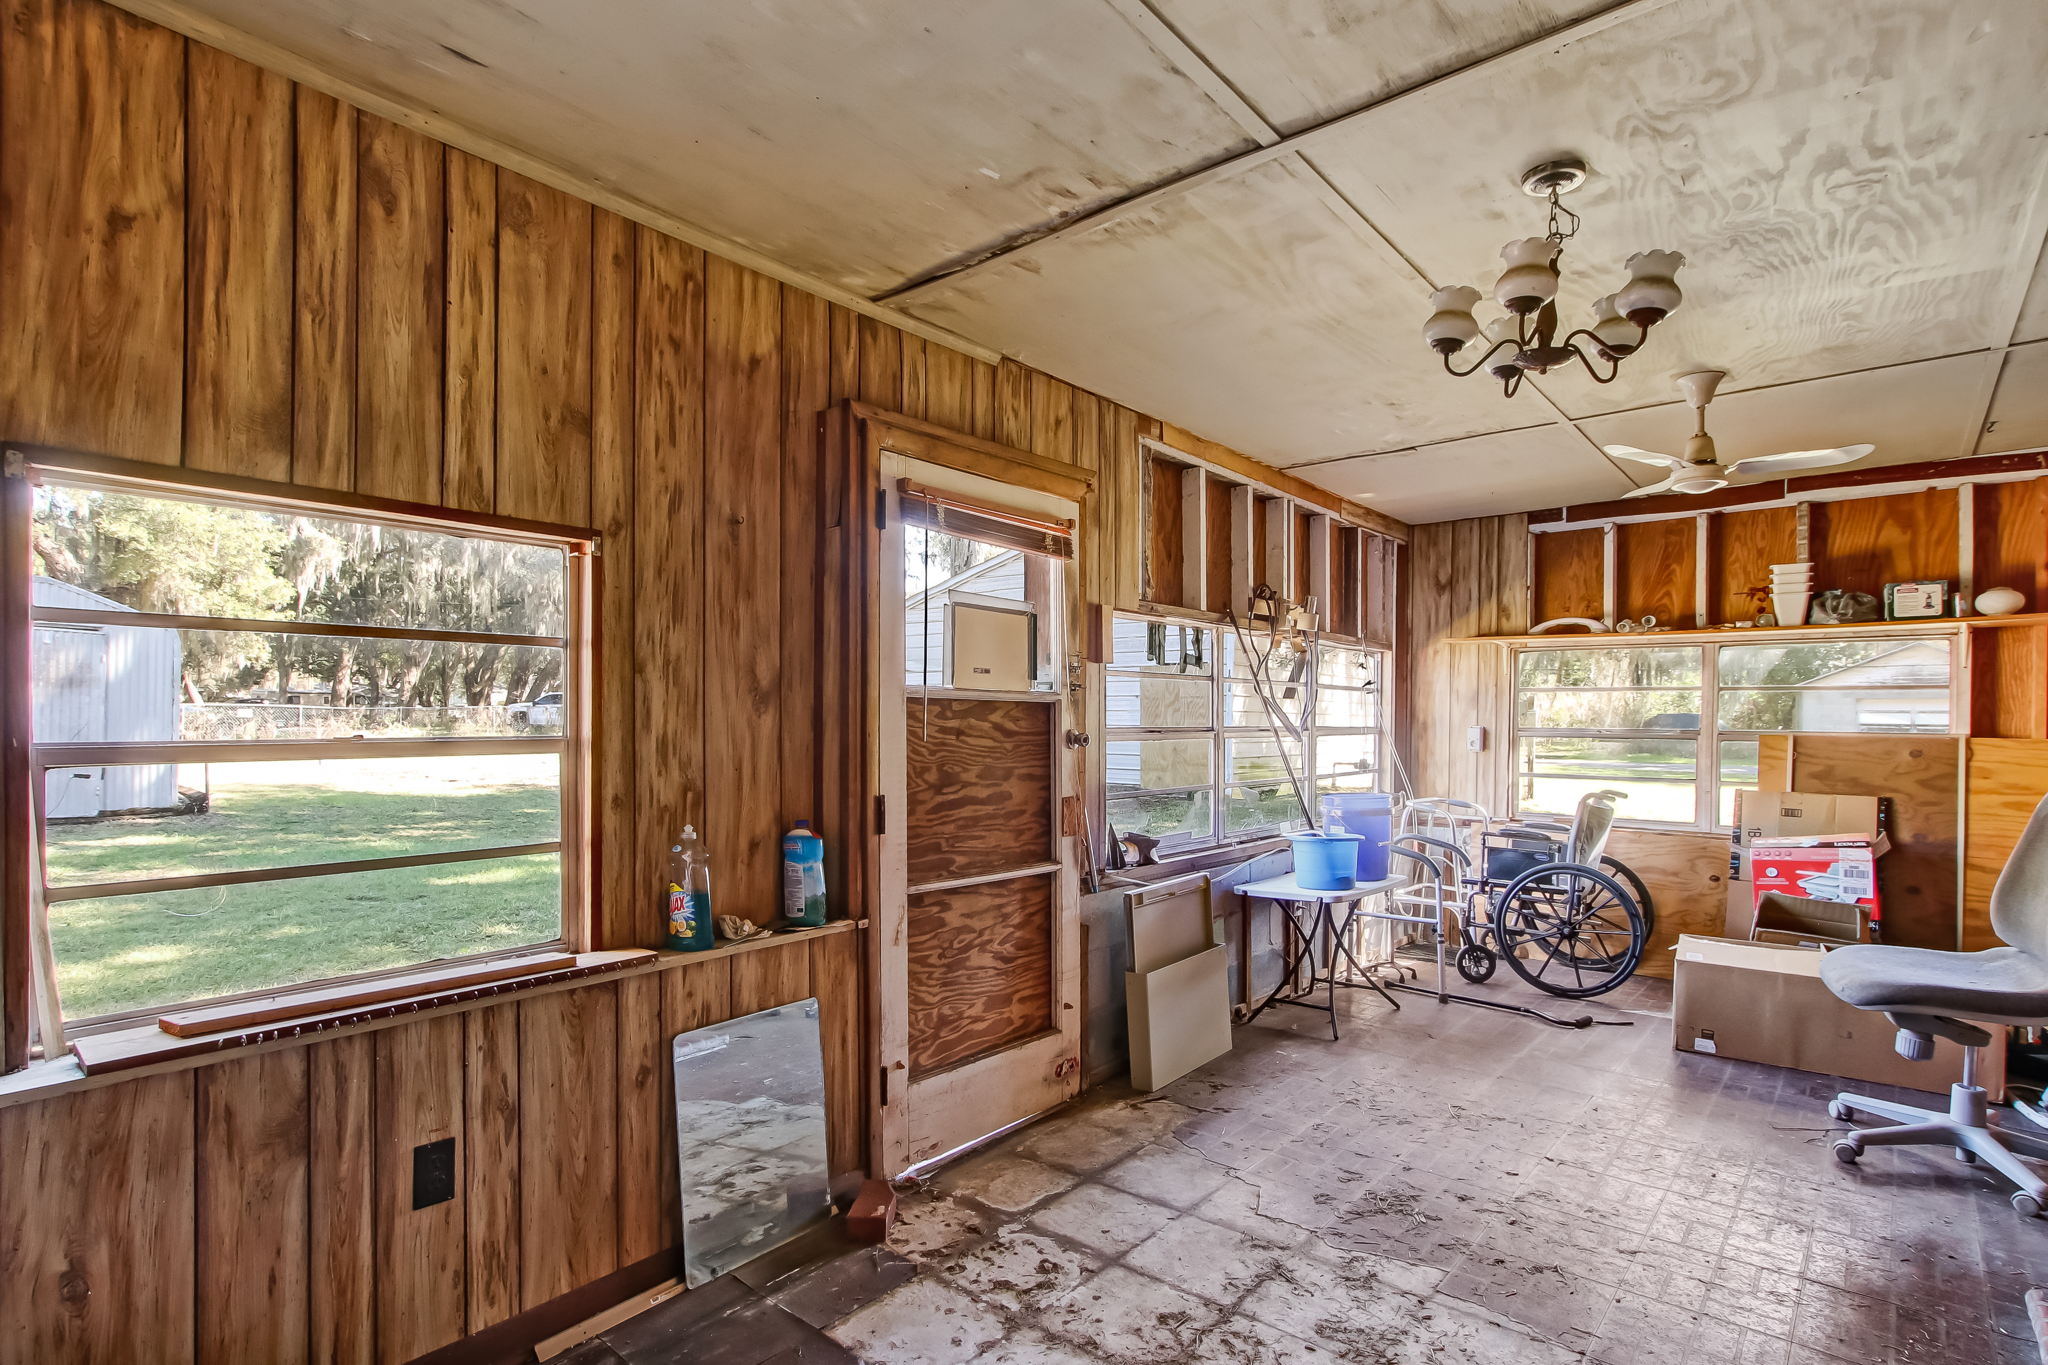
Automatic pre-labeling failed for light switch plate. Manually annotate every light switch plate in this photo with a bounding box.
[1466,726,1487,752]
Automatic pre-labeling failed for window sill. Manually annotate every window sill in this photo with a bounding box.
[1099,835,1292,888]
[0,921,861,1109]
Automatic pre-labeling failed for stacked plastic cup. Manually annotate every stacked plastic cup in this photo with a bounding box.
[1769,562,1813,626]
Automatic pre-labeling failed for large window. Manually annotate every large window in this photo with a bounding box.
[1104,616,1386,853]
[1513,634,1955,829]
[21,468,588,1028]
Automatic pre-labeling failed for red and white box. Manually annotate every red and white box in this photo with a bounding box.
[1749,833,1888,923]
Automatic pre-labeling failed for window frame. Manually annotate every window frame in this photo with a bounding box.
[3,448,598,1055]
[1101,612,1389,856]
[1509,627,1960,833]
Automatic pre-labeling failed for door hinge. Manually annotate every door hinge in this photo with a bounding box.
[874,793,886,836]
[874,489,888,531]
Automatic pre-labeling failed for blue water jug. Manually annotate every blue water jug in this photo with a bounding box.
[1320,792,1394,881]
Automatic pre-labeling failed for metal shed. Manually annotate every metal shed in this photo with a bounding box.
[32,576,182,819]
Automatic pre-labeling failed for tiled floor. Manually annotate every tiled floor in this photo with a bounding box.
[570,970,2048,1364]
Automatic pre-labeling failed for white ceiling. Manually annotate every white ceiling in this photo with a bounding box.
[127,0,2048,523]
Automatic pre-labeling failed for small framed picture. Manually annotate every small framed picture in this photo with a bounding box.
[1883,580,1948,620]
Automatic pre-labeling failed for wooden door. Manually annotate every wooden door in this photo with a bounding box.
[876,453,1081,1173]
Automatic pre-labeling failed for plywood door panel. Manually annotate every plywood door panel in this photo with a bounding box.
[904,696,1054,886]
[591,207,639,943]
[463,1001,521,1329]
[519,982,620,1308]
[0,1072,195,1365]
[196,1050,309,1365]
[1615,517,1695,626]
[292,88,357,492]
[373,1014,466,1362]
[1530,527,1602,624]
[308,1033,375,1365]
[1711,505,1797,624]
[184,43,292,481]
[731,937,814,1015]
[907,873,1054,1075]
[354,113,444,504]
[1604,828,1729,980]
[1963,738,2048,951]
[1813,489,1959,599]
[0,0,184,466]
[442,149,498,515]
[497,171,594,525]
[810,928,866,1184]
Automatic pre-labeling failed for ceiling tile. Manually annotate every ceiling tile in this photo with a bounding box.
[901,155,1543,462]
[1580,352,2003,488]
[1299,424,1631,522]
[164,0,1258,294]
[1305,0,2048,416]
[1145,0,1609,134]
[1979,342,2048,454]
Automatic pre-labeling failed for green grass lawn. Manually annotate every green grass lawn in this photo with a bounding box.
[47,756,562,1021]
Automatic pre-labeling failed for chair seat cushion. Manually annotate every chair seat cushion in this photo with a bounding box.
[1819,944,2048,1021]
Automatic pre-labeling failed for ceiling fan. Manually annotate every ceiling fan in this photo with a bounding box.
[1604,370,1874,497]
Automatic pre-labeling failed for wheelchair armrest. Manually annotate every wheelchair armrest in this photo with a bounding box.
[1392,833,1471,870]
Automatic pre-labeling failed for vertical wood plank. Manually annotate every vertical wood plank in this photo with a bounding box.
[0,0,184,464]
[463,1003,520,1330]
[899,334,927,420]
[854,313,902,408]
[196,1051,310,1365]
[308,1033,374,1365]
[1028,372,1073,461]
[633,229,705,945]
[922,344,976,434]
[781,285,830,838]
[0,1074,196,1365]
[967,357,998,441]
[497,170,593,524]
[442,149,497,514]
[659,957,734,1234]
[827,304,860,407]
[811,929,866,1186]
[373,1015,466,1363]
[995,360,1032,450]
[614,971,670,1262]
[292,88,356,491]
[184,43,292,480]
[519,983,620,1307]
[730,938,813,1015]
[355,113,444,503]
[704,257,783,921]
[591,208,638,945]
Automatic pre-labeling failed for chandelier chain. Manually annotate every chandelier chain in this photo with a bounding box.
[1545,188,1581,245]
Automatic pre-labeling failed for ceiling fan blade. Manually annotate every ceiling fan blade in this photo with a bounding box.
[1603,444,1687,469]
[1622,474,1683,498]
[1725,444,1875,477]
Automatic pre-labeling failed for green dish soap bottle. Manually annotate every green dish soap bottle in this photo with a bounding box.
[665,825,714,951]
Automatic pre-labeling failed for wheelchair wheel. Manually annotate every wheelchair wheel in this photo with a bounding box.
[1455,944,1496,983]
[1600,855,1655,942]
[1494,862,1645,998]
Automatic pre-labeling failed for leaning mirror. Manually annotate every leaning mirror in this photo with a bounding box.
[673,997,834,1287]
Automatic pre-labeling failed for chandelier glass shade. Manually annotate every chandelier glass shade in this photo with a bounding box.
[1422,159,1684,397]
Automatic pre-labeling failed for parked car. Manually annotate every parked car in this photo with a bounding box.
[510,692,564,729]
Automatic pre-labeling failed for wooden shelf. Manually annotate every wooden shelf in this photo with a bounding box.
[1450,613,2048,646]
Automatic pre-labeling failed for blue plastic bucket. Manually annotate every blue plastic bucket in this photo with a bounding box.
[1290,830,1364,891]
[1320,792,1394,882]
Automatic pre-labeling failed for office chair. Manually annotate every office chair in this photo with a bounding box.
[1820,794,2048,1216]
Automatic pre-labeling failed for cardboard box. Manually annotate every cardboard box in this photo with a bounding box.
[1729,791,1887,875]
[1750,835,1883,917]
[1751,892,1871,949]
[1671,935,2003,1097]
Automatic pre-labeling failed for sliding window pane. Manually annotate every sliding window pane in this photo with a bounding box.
[1227,737,1303,786]
[1224,680,1307,727]
[43,753,560,888]
[1103,738,1211,796]
[1516,689,1701,732]
[1314,734,1377,783]
[1224,634,1310,684]
[1109,619,1211,674]
[1516,737,1697,823]
[1105,790,1212,846]
[1315,686,1379,728]
[49,852,561,1023]
[1314,770,1378,797]
[1517,647,1700,689]
[1104,673,1213,729]
[1717,739,1760,827]
[1317,648,1377,688]
[1718,688,1950,734]
[1224,784,1309,833]
[34,484,567,635]
[1717,639,1949,688]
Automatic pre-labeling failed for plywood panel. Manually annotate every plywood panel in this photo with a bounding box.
[1964,739,2048,950]
[463,1002,521,1329]
[519,983,620,1307]
[1604,828,1728,980]
[1970,625,2048,741]
[1711,505,1797,624]
[908,873,1054,1075]
[1146,456,1185,606]
[0,0,184,465]
[1813,488,1959,599]
[731,937,814,1015]
[292,88,357,492]
[442,149,497,514]
[591,207,638,945]
[1974,478,2047,612]
[373,1015,466,1362]
[184,43,291,480]
[196,1051,309,1365]
[1530,527,1602,625]
[497,171,593,524]
[810,929,865,1183]
[0,1073,195,1365]
[308,1033,374,1365]
[614,971,669,1262]
[1203,474,1234,615]
[704,256,783,920]
[1615,517,1695,626]
[1782,735,1960,952]
[905,696,1054,886]
[354,113,444,503]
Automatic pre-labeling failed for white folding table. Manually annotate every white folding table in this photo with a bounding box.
[1233,872,1445,1039]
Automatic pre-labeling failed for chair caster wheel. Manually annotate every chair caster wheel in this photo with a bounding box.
[2014,1191,2043,1218]
[1956,1147,1977,1165]
[1833,1139,1861,1165]
[1455,945,1496,984]
[1828,1101,1855,1122]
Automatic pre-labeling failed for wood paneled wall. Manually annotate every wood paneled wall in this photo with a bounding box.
[1406,515,1528,808]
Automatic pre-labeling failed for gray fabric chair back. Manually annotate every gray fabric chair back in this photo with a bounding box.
[1990,794,2048,960]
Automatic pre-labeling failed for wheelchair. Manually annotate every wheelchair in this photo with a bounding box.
[1388,791,1652,999]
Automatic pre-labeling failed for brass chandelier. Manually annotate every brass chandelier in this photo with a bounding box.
[1422,158,1684,397]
